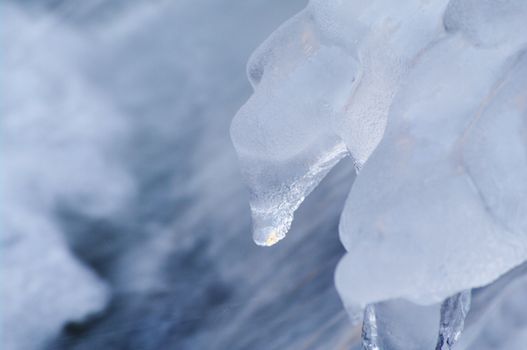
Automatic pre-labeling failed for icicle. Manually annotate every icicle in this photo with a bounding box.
[250,141,349,246]
[435,290,471,350]
[362,304,381,350]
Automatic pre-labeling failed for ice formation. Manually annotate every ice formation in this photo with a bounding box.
[231,0,527,348]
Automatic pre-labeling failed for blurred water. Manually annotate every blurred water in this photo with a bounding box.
[2,1,359,349]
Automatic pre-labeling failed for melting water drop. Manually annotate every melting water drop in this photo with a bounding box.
[435,290,472,350]
[252,219,290,247]
[250,142,349,246]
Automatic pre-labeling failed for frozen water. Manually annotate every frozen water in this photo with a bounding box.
[336,34,527,309]
[232,0,527,348]
[361,305,380,350]
[444,0,527,48]
[232,0,451,245]
[361,300,443,350]
[231,16,357,245]
[5,0,527,348]
[436,291,471,350]
[374,299,441,350]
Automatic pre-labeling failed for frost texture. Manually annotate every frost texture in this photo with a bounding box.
[231,0,527,348]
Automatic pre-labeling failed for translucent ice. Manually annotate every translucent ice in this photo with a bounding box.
[362,305,380,350]
[231,0,527,348]
[231,0,450,245]
[336,33,527,309]
[370,299,442,350]
[436,291,471,350]
[231,8,357,245]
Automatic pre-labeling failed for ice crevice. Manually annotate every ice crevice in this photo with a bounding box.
[436,290,472,350]
[231,0,527,348]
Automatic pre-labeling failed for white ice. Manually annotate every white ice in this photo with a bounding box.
[231,0,451,246]
[231,0,527,348]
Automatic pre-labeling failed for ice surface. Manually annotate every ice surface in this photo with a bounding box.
[231,0,527,348]
[336,35,527,309]
[363,299,441,350]
[231,11,357,245]
[232,0,451,245]
[361,305,380,350]
[436,291,471,350]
